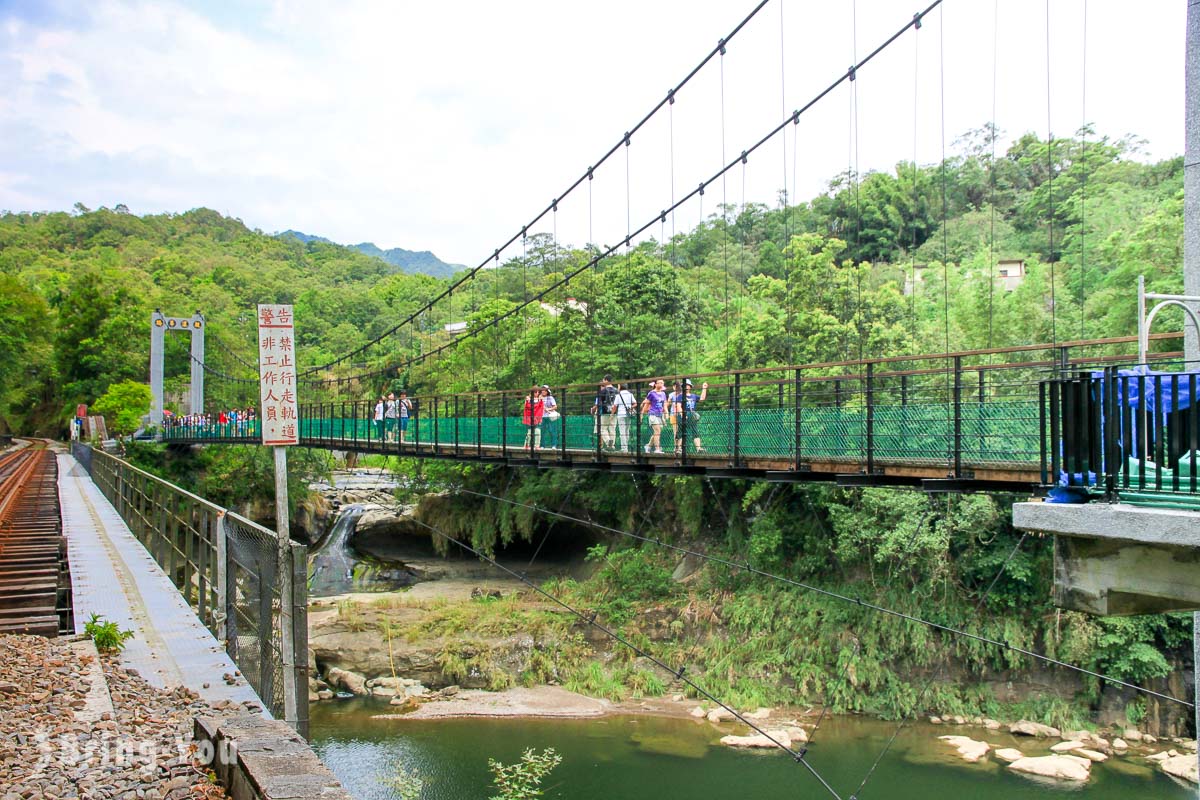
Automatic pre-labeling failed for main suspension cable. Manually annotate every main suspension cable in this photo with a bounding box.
[312,2,942,387]
[298,1,773,378]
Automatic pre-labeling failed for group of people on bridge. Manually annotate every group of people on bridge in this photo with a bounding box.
[372,391,414,443]
[521,375,709,455]
[165,407,257,433]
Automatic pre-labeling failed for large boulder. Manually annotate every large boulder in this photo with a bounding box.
[1007,755,1090,782]
[1051,740,1084,753]
[993,748,1024,763]
[720,730,793,749]
[1009,720,1061,738]
[707,707,735,724]
[325,667,368,696]
[938,736,990,763]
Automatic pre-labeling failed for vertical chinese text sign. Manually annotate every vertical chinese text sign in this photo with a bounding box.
[258,304,299,446]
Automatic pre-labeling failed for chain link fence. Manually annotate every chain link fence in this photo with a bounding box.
[71,442,307,734]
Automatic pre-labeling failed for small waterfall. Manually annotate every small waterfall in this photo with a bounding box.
[308,504,419,596]
[308,505,366,596]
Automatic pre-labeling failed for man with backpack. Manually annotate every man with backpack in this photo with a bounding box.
[590,374,618,451]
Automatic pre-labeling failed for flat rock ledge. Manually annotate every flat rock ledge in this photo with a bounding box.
[937,736,990,763]
[720,725,808,748]
[1159,754,1199,785]
[1007,754,1091,782]
[993,748,1024,763]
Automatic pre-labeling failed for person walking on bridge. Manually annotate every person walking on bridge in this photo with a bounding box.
[614,383,636,452]
[540,386,559,450]
[591,375,618,451]
[641,379,667,454]
[384,392,398,442]
[373,395,385,442]
[522,386,544,451]
[397,390,413,444]
[670,379,708,455]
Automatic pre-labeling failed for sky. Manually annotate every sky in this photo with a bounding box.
[0,0,1187,268]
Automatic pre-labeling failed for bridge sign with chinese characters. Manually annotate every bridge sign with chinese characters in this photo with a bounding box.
[258,304,299,446]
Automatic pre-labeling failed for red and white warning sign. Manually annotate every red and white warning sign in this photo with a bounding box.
[257,304,299,446]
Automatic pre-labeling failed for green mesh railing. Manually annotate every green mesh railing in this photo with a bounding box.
[165,403,1042,468]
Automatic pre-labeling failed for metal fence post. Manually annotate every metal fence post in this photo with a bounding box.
[952,355,963,477]
[291,542,309,739]
[866,361,875,475]
[732,373,742,467]
[794,368,803,470]
[215,510,229,643]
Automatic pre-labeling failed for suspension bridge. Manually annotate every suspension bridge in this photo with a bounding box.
[136,0,1200,795]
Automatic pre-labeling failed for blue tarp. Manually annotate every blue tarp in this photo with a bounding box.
[1054,367,1200,491]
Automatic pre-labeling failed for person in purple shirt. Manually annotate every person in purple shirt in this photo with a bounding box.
[641,379,667,454]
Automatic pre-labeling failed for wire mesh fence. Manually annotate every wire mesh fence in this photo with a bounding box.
[71,443,307,733]
[160,332,1194,495]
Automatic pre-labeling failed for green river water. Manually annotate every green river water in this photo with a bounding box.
[310,700,1191,799]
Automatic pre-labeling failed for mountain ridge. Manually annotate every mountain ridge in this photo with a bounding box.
[277,229,462,278]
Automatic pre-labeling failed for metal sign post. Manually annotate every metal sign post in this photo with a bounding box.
[257,304,300,730]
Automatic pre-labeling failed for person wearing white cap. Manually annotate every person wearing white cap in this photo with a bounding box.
[670,379,708,455]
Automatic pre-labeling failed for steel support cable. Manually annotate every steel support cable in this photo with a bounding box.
[721,44,730,370]
[298,1,772,378]
[851,529,1029,799]
[939,4,952,474]
[400,511,843,799]
[850,0,866,462]
[779,0,792,363]
[1046,0,1058,350]
[449,487,1194,709]
[312,2,942,387]
[907,13,921,355]
[1078,0,1089,340]
[987,0,998,353]
[185,353,257,384]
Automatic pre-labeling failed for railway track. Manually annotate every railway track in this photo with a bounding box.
[0,441,72,636]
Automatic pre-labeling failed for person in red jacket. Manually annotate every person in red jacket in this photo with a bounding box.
[522,386,544,451]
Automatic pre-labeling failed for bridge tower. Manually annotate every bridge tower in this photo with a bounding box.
[149,310,206,426]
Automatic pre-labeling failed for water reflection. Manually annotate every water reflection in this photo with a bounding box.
[310,700,1190,800]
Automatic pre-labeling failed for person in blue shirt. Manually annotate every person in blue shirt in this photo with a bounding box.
[669,379,709,455]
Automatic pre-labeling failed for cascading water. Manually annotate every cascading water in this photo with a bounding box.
[308,504,366,596]
[308,503,423,596]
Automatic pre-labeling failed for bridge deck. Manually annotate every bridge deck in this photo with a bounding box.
[164,401,1045,490]
[58,451,265,711]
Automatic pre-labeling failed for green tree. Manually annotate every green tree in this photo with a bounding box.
[91,380,152,435]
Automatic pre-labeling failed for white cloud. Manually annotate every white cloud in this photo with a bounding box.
[0,0,1186,266]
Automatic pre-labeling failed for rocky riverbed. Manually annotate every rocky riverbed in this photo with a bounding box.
[0,633,255,799]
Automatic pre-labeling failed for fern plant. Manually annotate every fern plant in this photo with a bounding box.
[84,613,134,653]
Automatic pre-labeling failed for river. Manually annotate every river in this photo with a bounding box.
[310,700,1191,799]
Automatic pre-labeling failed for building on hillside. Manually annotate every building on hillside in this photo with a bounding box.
[444,321,469,335]
[996,259,1026,292]
[903,264,928,296]
[539,297,589,317]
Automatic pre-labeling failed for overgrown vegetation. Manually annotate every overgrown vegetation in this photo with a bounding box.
[489,748,562,800]
[84,613,134,653]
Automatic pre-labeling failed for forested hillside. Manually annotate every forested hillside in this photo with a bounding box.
[7,126,1192,732]
[0,127,1183,435]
